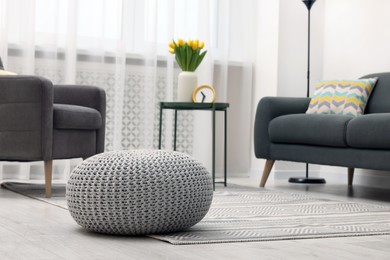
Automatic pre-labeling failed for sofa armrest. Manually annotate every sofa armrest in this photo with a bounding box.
[254,96,310,159]
[0,75,53,160]
[53,85,106,153]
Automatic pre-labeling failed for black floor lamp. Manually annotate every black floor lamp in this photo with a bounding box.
[289,0,326,184]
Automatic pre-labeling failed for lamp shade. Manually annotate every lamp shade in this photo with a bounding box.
[302,0,316,10]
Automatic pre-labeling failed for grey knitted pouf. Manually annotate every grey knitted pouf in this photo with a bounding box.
[66,150,213,235]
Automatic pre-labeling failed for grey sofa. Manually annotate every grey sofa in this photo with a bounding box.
[254,72,390,187]
[0,74,106,197]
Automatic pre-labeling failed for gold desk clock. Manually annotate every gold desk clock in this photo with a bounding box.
[192,85,216,103]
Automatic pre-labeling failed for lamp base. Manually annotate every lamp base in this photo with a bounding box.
[288,177,326,184]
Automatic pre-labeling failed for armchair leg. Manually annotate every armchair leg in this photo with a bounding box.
[348,167,354,186]
[260,159,275,188]
[44,160,53,198]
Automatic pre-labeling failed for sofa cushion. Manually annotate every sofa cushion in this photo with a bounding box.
[306,78,378,116]
[347,114,390,149]
[53,104,102,130]
[269,114,353,147]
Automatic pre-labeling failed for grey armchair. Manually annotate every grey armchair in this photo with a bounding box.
[0,75,106,197]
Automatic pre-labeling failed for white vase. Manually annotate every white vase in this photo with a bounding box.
[177,71,198,102]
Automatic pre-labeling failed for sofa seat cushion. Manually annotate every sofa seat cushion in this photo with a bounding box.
[269,114,353,147]
[53,104,102,130]
[347,114,390,149]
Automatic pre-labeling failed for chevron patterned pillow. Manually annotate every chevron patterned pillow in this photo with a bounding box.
[306,78,378,116]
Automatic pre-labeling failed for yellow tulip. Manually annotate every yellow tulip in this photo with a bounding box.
[169,48,175,54]
[178,38,184,46]
[169,42,175,48]
[199,41,204,49]
[187,39,193,46]
[192,39,199,50]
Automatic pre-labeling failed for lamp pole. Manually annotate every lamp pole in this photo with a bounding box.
[305,0,312,98]
[289,0,326,184]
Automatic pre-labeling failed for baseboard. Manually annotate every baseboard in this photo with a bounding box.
[324,169,390,189]
[273,169,390,189]
[250,166,390,189]
[272,170,321,180]
[215,171,250,179]
[0,159,81,181]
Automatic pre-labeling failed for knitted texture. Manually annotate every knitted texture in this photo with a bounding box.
[66,150,213,235]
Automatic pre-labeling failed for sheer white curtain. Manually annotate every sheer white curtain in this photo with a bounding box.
[0,0,257,181]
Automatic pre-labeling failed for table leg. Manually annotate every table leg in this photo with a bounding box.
[212,105,216,190]
[174,109,178,151]
[224,109,227,187]
[158,103,163,149]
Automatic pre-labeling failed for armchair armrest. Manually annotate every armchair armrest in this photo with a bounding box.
[53,85,106,153]
[0,75,53,160]
[254,96,310,159]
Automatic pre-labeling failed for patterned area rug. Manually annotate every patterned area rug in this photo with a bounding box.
[2,182,390,245]
[152,186,390,244]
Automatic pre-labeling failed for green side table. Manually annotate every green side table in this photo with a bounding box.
[158,102,230,190]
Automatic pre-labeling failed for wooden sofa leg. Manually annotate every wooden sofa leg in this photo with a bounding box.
[348,167,354,186]
[259,159,275,188]
[44,160,53,198]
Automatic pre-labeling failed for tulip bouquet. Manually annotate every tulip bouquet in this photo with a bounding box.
[168,38,207,72]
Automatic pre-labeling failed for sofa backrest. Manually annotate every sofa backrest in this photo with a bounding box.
[362,72,390,114]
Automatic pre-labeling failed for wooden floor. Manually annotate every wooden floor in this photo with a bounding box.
[1,178,390,260]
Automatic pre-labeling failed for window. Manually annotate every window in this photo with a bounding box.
[4,0,254,61]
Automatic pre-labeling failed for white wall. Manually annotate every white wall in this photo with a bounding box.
[249,0,280,182]
[277,0,324,97]
[323,0,390,78]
